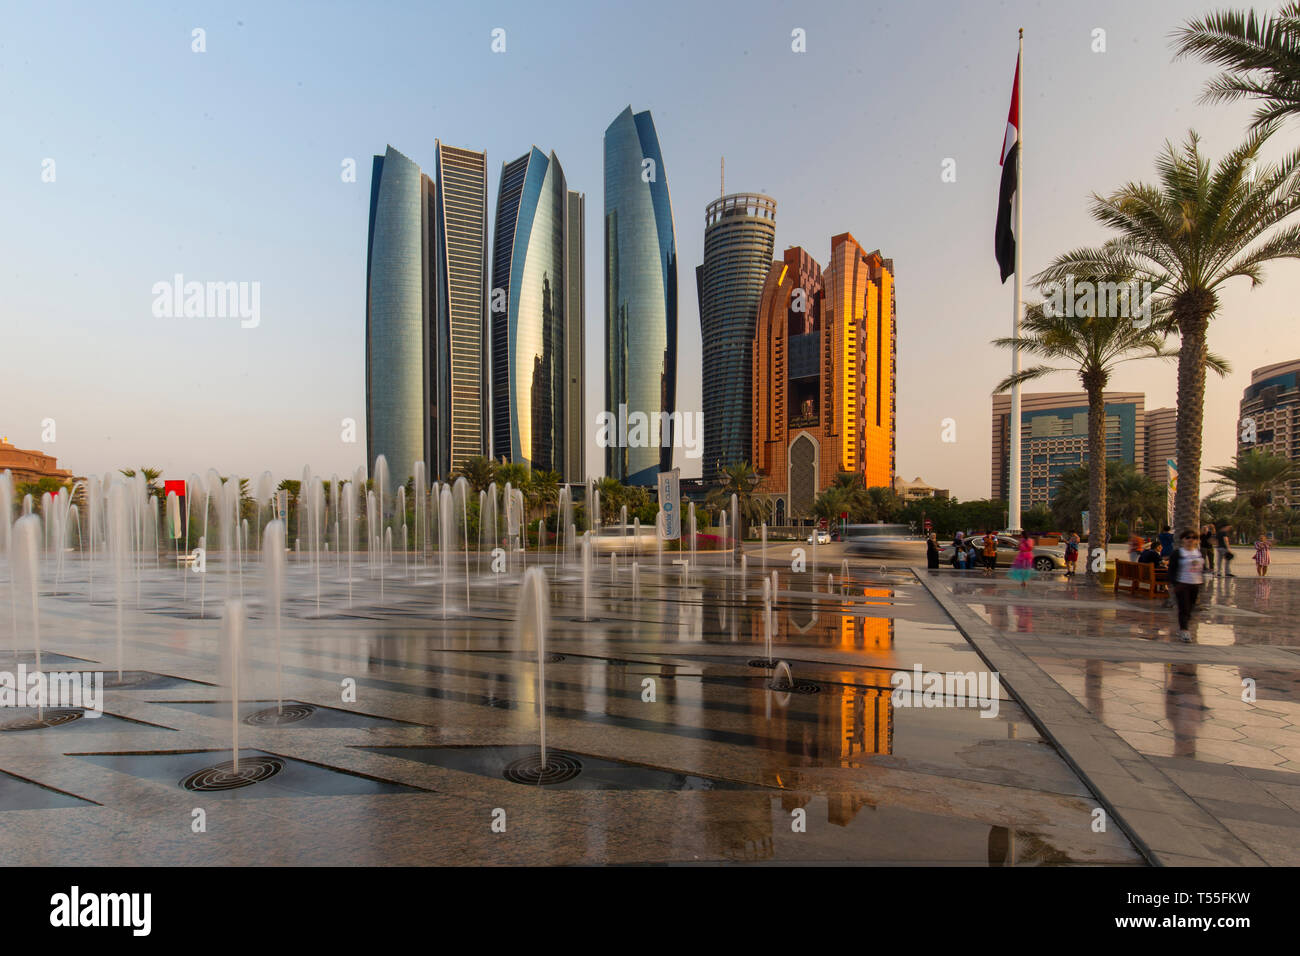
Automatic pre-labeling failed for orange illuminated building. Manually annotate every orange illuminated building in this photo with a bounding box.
[752,234,896,522]
[0,437,75,486]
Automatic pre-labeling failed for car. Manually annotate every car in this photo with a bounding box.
[938,534,1066,571]
[807,529,831,545]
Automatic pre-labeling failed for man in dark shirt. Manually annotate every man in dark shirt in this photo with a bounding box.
[1138,541,1163,565]
[1158,525,1175,559]
[1215,524,1235,577]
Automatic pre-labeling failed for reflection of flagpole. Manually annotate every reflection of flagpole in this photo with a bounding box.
[1008,28,1024,534]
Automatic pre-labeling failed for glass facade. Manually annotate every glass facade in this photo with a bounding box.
[492,148,569,473]
[604,106,678,486]
[697,193,776,479]
[434,142,488,478]
[366,145,429,482]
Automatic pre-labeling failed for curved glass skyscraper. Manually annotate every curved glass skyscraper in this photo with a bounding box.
[604,106,677,486]
[366,145,430,481]
[697,193,776,479]
[492,147,570,473]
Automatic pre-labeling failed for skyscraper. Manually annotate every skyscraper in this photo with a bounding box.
[433,141,489,478]
[604,106,678,486]
[1144,406,1177,490]
[991,391,1145,506]
[752,235,896,522]
[697,192,776,479]
[491,147,571,474]
[366,145,432,481]
[565,190,586,483]
[1238,358,1300,506]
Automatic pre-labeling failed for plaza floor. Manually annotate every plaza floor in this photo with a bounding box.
[922,567,1300,866]
[0,550,1141,865]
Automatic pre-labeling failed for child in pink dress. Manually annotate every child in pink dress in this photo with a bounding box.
[1009,535,1035,588]
[1254,535,1271,577]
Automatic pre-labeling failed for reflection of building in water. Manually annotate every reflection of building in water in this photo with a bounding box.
[694,792,775,861]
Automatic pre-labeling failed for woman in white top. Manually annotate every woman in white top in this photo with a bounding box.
[1167,530,1205,643]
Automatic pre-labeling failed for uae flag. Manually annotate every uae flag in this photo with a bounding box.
[995,55,1020,284]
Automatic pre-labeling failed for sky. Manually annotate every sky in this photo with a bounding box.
[4,0,1298,500]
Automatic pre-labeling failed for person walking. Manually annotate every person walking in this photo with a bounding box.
[951,531,965,570]
[1168,529,1205,642]
[1158,525,1174,560]
[1009,534,1035,589]
[1254,533,1271,577]
[926,533,940,570]
[1215,524,1235,577]
[1200,524,1216,576]
[1064,532,1079,578]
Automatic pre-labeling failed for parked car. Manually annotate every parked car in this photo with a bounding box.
[938,534,1065,571]
[807,529,831,545]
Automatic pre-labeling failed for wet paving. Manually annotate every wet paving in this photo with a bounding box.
[932,568,1300,865]
[0,551,1144,865]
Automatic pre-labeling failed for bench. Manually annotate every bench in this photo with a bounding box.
[1113,559,1167,598]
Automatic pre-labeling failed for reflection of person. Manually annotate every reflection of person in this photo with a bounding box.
[1254,534,1271,577]
[926,533,940,570]
[1168,530,1205,642]
[1165,661,1204,759]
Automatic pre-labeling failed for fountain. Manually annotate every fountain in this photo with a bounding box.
[263,520,285,714]
[580,533,593,622]
[12,515,41,681]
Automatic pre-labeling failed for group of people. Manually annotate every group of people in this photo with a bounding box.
[925,530,1038,588]
[1126,523,1272,579]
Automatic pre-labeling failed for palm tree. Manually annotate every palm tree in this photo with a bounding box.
[1174,4,1300,129]
[1108,465,1165,536]
[1208,448,1300,533]
[1034,129,1300,534]
[119,467,163,497]
[706,461,769,539]
[529,470,561,530]
[454,456,497,494]
[993,270,1200,579]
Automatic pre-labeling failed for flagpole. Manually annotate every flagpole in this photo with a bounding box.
[1008,27,1024,534]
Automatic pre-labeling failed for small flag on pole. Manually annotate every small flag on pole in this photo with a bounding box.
[995,54,1021,283]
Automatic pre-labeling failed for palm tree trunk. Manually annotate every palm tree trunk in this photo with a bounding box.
[1173,293,1213,534]
[1084,372,1109,584]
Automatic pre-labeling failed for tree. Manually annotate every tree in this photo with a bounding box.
[119,467,163,497]
[993,268,1200,578]
[1208,448,1300,534]
[454,456,497,494]
[706,461,769,538]
[1174,4,1300,129]
[1108,465,1166,535]
[1050,462,1163,539]
[1034,128,1300,534]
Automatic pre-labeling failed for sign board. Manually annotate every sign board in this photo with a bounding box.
[1166,458,1177,528]
[276,490,289,524]
[656,468,681,540]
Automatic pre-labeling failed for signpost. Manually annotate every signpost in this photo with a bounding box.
[657,469,681,540]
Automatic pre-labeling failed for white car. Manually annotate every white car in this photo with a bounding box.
[807,530,831,545]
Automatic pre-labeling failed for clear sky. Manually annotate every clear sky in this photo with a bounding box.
[4,0,1298,499]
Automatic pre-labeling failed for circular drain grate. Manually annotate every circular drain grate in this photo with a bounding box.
[503,752,583,786]
[747,658,779,669]
[103,671,155,689]
[180,756,284,792]
[243,703,317,726]
[767,680,821,695]
[546,654,565,664]
[0,709,83,732]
